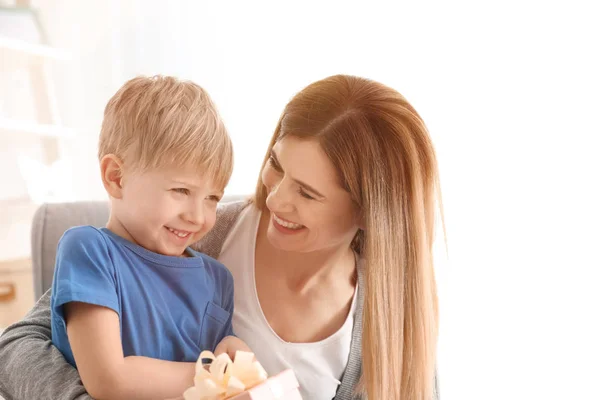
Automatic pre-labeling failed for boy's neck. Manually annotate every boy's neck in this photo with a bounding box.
[106,213,139,247]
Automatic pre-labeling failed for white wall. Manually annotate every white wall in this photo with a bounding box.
[5,1,600,398]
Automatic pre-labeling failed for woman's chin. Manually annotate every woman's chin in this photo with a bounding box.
[266,226,307,252]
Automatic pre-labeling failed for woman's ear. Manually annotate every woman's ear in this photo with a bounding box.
[356,207,366,231]
[100,154,125,199]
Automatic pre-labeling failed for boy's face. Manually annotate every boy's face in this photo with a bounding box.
[110,165,223,256]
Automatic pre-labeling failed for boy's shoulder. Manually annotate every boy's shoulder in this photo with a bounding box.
[56,226,114,265]
[190,250,233,282]
[59,225,108,248]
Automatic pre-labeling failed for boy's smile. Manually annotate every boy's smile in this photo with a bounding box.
[166,226,194,238]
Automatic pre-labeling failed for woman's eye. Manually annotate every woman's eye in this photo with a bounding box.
[298,187,314,200]
[268,156,282,172]
[173,188,190,195]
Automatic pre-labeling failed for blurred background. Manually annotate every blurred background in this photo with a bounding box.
[1,0,599,399]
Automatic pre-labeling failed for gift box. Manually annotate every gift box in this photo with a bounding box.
[228,369,301,400]
[183,351,302,400]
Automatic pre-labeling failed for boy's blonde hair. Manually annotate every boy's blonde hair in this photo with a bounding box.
[98,75,233,189]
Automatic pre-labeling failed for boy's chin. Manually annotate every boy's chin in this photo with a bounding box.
[153,244,188,257]
[163,248,188,257]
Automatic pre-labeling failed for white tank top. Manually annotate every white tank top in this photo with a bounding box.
[218,205,357,400]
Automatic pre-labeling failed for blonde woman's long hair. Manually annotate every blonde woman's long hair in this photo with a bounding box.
[255,75,441,399]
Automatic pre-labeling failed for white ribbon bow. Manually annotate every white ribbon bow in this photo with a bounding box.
[183,351,269,400]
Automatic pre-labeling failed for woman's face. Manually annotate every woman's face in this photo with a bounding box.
[261,136,361,254]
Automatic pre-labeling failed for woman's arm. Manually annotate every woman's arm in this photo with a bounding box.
[65,302,195,400]
[0,290,92,400]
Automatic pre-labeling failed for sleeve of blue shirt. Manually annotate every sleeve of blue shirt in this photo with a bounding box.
[52,226,119,328]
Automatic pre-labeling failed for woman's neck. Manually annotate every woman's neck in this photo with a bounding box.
[255,210,357,293]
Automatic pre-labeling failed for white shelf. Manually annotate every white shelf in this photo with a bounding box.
[0,196,38,215]
[0,257,31,274]
[0,118,74,137]
[0,35,71,60]
[0,198,38,262]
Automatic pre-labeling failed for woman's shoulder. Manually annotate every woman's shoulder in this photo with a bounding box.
[192,199,252,258]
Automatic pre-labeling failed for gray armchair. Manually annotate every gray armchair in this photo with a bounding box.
[31,201,109,300]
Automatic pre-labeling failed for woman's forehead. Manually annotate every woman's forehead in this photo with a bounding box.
[273,137,343,193]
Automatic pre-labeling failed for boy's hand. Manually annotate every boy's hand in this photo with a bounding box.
[214,336,253,361]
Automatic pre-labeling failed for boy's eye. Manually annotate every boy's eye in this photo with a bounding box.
[207,195,222,202]
[172,188,190,195]
[298,187,315,200]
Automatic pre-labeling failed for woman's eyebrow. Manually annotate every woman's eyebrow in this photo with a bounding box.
[271,149,326,199]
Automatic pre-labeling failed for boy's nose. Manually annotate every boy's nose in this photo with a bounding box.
[184,206,205,226]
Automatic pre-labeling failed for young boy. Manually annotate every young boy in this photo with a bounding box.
[50,76,247,400]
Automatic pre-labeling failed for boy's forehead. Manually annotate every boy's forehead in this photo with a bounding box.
[148,166,220,190]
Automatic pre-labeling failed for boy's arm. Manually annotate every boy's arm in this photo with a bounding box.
[65,301,195,400]
[0,290,92,400]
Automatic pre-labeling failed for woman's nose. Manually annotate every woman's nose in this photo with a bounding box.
[266,180,294,213]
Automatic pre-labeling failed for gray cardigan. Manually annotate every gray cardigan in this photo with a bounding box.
[0,201,365,400]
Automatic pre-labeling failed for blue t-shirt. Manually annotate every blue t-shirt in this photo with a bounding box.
[50,226,234,367]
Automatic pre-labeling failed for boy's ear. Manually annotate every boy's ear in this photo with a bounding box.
[100,154,125,199]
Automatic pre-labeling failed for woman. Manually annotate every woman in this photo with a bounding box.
[0,75,442,400]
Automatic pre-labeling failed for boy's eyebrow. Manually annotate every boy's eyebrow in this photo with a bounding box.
[171,179,199,188]
[270,150,326,199]
[170,180,223,195]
